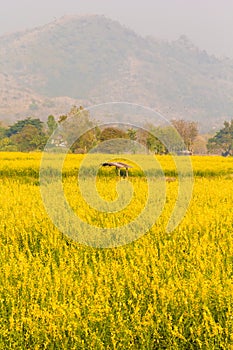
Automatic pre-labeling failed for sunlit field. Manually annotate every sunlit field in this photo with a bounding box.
[0,152,233,349]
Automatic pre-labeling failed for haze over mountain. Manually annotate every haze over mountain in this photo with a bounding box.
[1,15,233,130]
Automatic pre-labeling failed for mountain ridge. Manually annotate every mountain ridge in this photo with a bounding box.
[1,15,233,130]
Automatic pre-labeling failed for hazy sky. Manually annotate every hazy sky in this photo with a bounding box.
[1,0,233,58]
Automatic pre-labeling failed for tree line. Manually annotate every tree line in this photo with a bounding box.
[0,106,232,155]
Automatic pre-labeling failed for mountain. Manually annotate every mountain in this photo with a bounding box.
[1,15,233,130]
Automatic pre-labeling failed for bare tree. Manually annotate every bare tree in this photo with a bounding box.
[171,119,198,152]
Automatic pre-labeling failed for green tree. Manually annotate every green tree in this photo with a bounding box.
[99,127,127,142]
[97,126,129,154]
[0,137,17,151]
[145,127,168,154]
[137,125,168,154]
[10,125,47,152]
[207,120,233,156]
[58,106,99,153]
[155,125,184,153]
[0,122,7,140]
[6,117,44,137]
[127,128,137,141]
[47,115,57,136]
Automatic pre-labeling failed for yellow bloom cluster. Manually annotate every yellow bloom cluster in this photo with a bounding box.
[0,152,233,348]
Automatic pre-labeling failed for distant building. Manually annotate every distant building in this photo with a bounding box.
[176,150,193,155]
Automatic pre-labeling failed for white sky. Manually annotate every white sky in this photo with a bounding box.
[1,0,233,58]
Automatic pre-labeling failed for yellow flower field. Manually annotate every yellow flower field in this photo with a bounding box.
[0,152,233,349]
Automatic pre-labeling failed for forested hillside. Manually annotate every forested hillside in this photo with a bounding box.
[1,15,233,130]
